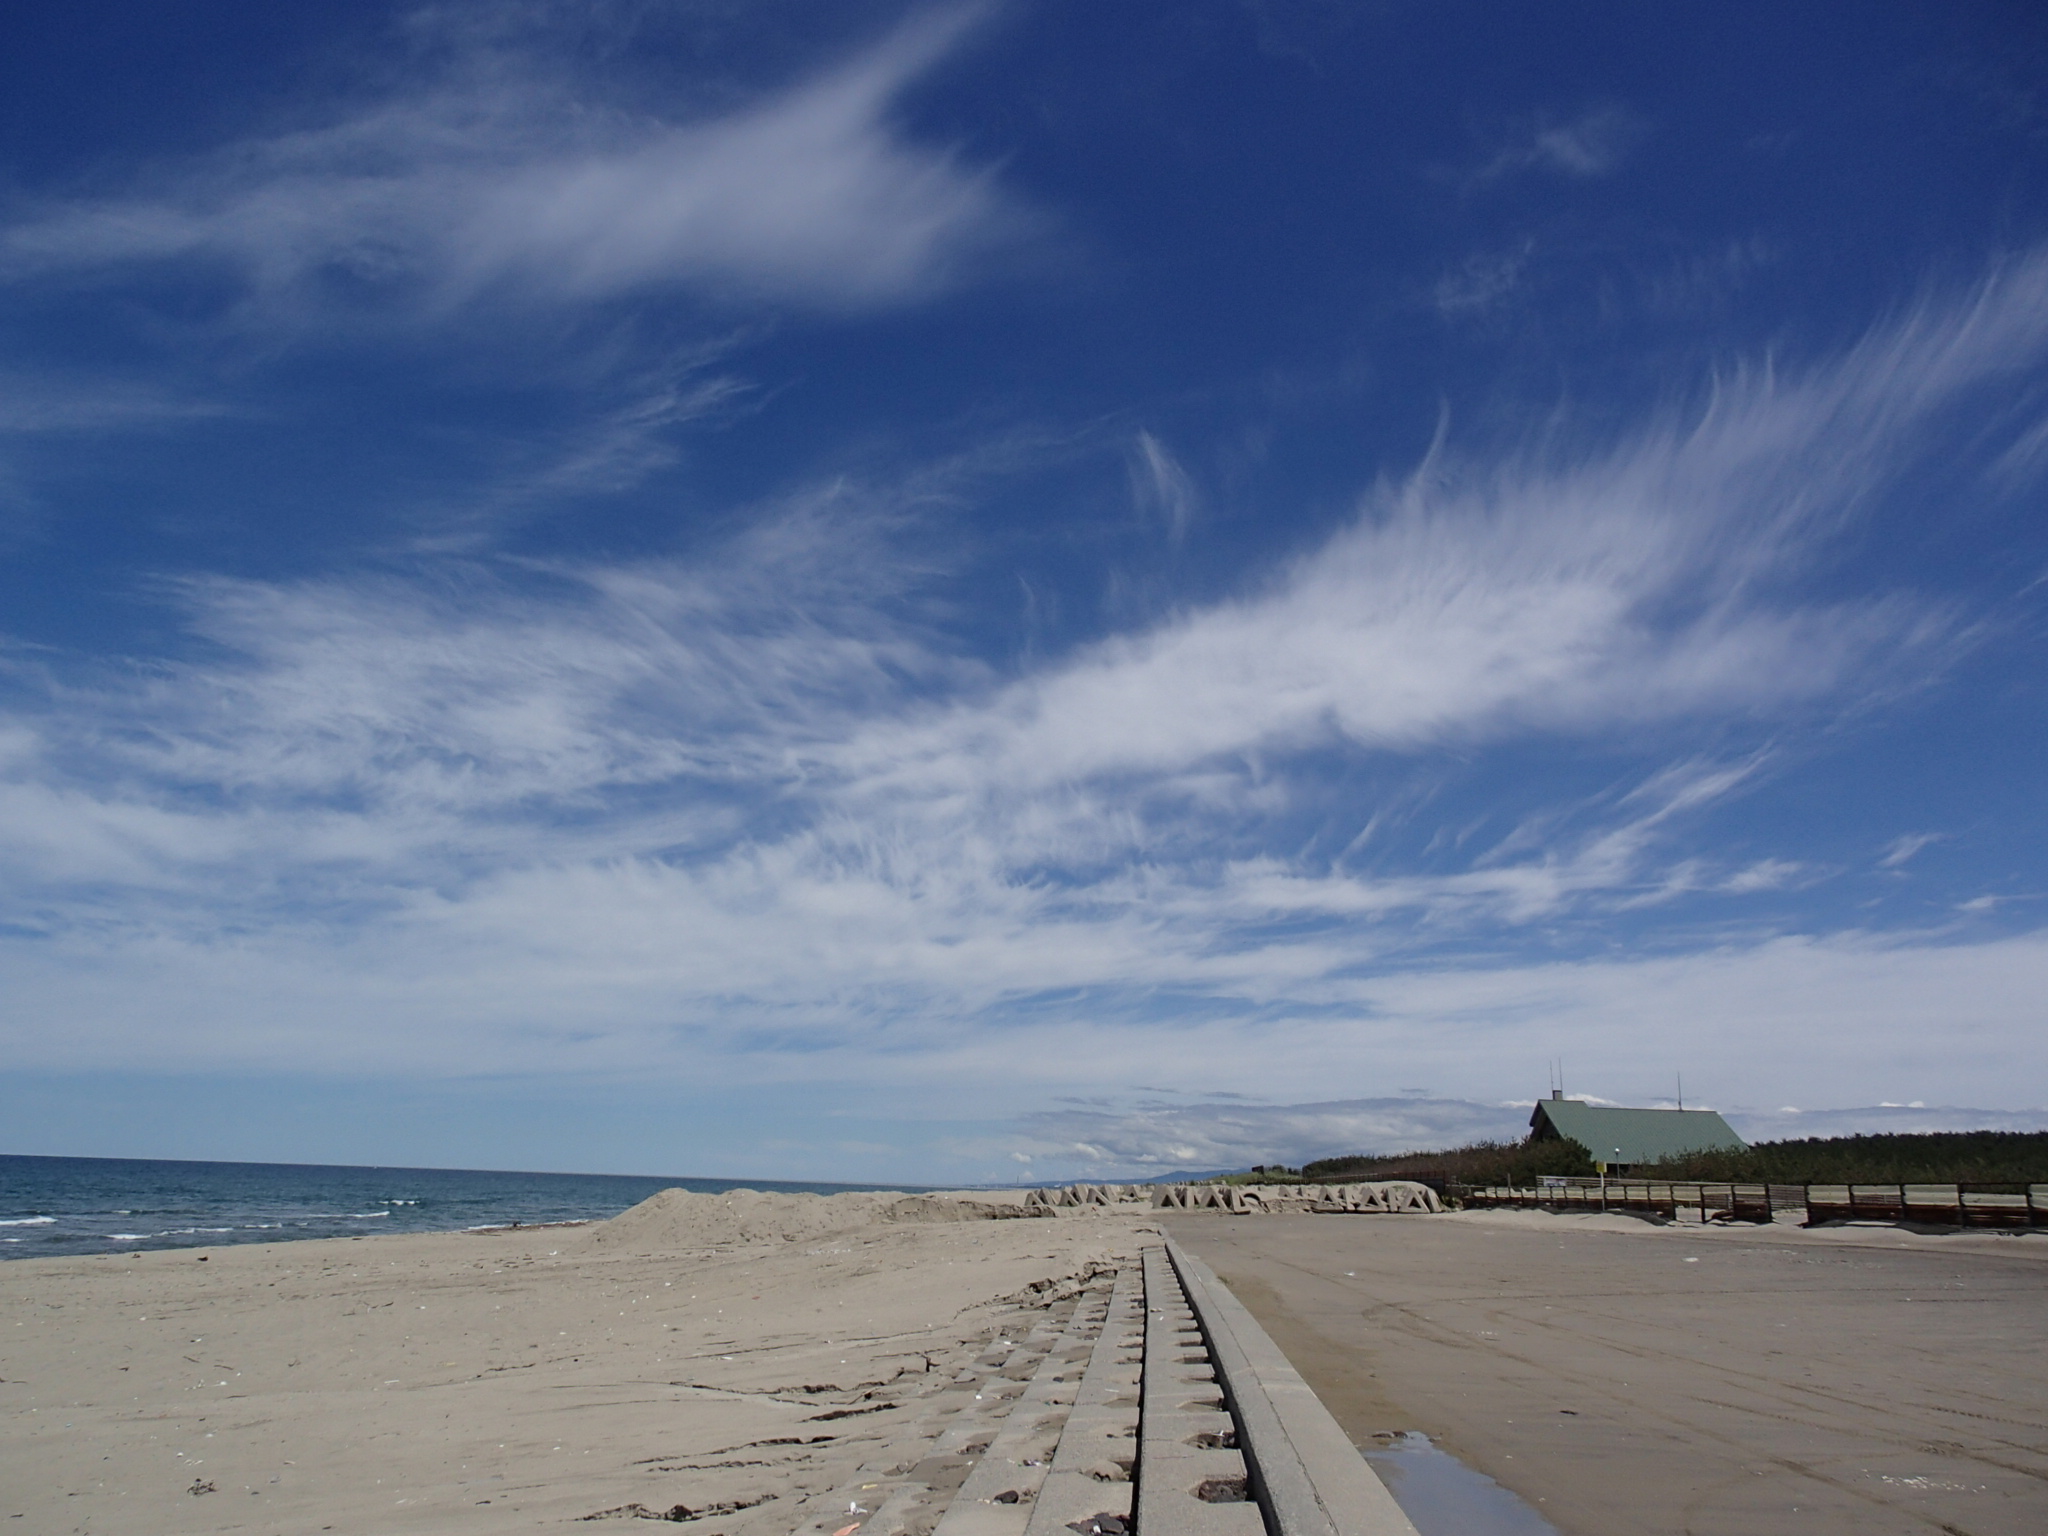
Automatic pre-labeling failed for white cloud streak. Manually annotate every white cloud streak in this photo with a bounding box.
[0,374,230,435]
[1879,832,1941,869]
[0,6,1018,319]
[1433,242,1531,314]
[1474,106,1647,182]
[842,259,2048,801]
[1130,430,1196,544]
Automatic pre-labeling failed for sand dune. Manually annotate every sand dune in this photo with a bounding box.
[586,1188,1049,1252]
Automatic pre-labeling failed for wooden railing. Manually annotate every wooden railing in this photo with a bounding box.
[1452,1177,2048,1228]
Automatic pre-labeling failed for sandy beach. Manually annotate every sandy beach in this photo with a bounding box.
[0,1190,1159,1534]
[7,1192,2047,1536]
[1171,1208,2048,1536]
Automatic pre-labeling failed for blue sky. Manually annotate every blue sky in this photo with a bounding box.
[4,1,2048,1184]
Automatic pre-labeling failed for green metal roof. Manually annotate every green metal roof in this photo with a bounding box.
[1529,1098,1747,1166]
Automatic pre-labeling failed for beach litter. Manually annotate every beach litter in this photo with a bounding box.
[579,1494,776,1522]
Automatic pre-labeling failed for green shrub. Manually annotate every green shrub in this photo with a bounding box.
[1303,1129,2048,1188]
[1640,1131,2048,1184]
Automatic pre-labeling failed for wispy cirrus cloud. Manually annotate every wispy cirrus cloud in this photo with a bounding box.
[408,362,761,546]
[1879,832,1942,869]
[0,373,232,435]
[1129,430,1198,545]
[841,258,2048,806]
[1473,104,1647,183]
[2,254,2047,1111]
[1432,242,1533,314]
[0,5,1021,324]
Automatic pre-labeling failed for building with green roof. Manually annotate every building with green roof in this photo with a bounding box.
[1528,1092,1747,1171]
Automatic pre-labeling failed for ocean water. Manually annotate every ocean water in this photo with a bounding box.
[0,1154,924,1261]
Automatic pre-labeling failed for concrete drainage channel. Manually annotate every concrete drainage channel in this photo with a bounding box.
[1146,1241,1421,1536]
[795,1239,1420,1536]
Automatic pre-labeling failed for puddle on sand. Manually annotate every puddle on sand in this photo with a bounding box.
[1363,1431,1560,1536]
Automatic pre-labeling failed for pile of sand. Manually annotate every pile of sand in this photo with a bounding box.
[587,1187,1039,1251]
[880,1193,1044,1224]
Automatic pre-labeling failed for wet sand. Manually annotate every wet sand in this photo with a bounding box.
[0,1196,1159,1534]
[1168,1208,2048,1536]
